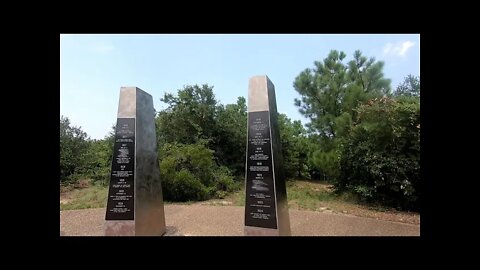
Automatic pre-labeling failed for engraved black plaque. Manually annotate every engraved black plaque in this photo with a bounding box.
[245,111,277,229]
[106,118,135,220]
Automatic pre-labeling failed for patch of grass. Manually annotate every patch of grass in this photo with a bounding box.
[60,184,74,193]
[221,180,365,212]
[164,200,196,205]
[221,188,244,206]
[224,180,345,210]
[336,190,360,204]
[60,184,108,211]
[286,182,337,210]
[234,188,245,206]
[60,184,200,209]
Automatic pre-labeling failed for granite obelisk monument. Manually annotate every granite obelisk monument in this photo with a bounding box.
[244,76,291,236]
[105,87,166,236]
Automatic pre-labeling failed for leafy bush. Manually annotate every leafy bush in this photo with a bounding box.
[337,96,420,210]
[159,142,238,201]
[166,169,209,201]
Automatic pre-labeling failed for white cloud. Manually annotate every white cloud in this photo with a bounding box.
[383,41,415,58]
[91,42,115,53]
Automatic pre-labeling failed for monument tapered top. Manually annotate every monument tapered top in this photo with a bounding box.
[250,75,271,80]
[248,75,275,112]
[117,86,153,118]
[120,87,152,98]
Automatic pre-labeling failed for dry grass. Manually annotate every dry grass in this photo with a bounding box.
[60,183,108,211]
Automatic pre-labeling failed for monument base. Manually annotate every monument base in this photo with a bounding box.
[244,226,282,236]
[104,220,167,236]
[104,220,135,236]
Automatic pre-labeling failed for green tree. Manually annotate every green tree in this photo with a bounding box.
[156,85,249,177]
[85,126,115,186]
[293,50,391,180]
[277,113,309,179]
[60,116,91,183]
[156,84,219,146]
[215,97,247,176]
[394,75,420,97]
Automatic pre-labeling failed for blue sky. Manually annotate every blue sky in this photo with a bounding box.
[60,34,420,140]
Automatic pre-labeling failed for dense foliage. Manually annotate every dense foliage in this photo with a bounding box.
[159,142,238,201]
[293,50,420,210]
[338,96,420,210]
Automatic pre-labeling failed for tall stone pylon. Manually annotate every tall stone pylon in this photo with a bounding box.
[104,87,166,236]
[244,76,291,236]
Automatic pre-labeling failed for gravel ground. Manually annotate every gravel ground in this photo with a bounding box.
[60,205,420,236]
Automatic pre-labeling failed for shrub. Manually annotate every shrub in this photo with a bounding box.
[159,142,237,201]
[337,97,420,210]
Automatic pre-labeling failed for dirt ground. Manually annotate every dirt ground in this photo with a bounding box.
[60,205,420,236]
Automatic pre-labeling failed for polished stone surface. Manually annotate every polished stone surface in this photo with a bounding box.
[245,76,291,236]
[134,88,166,236]
[118,87,136,118]
[105,87,166,236]
[248,76,270,112]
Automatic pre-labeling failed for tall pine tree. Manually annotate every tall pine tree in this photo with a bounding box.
[293,50,391,180]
